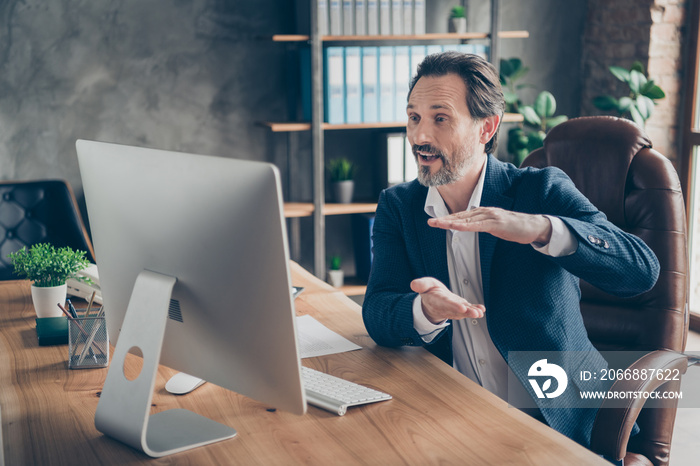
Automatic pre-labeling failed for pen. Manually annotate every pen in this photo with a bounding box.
[66,299,79,318]
[85,291,96,317]
[58,303,74,319]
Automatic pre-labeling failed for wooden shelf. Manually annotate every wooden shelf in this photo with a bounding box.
[271,31,529,42]
[257,122,314,132]
[503,113,524,123]
[284,202,377,218]
[336,276,368,296]
[284,202,315,218]
[339,283,367,296]
[324,203,377,215]
[260,113,522,133]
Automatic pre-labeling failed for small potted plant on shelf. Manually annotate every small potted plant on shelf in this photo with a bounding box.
[449,5,467,33]
[328,157,356,204]
[327,255,344,288]
[9,243,91,318]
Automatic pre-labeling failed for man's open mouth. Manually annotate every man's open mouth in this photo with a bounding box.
[417,151,441,162]
[414,146,443,163]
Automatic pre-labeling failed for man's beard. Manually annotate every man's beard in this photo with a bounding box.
[414,144,470,187]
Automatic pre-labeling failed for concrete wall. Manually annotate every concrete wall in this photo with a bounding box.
[0,0,293,201]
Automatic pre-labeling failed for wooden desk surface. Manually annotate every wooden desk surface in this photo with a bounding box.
[0,263,608,465]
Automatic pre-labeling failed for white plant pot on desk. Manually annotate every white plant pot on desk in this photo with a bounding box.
[327,270,344,288]
[31,283,67,318]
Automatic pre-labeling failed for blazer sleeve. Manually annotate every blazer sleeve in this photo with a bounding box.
[362,189,432,348]
[533,167,660,297]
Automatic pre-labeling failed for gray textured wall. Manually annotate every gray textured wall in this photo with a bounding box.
[0,0,293,199]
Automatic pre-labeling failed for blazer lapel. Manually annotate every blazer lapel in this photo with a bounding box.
[479,155,515,308]
[413,191,449,286]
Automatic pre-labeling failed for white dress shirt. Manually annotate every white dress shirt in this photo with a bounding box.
[412,161,577,408]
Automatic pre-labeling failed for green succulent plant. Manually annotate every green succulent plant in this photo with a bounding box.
[450,5,466,18]
[329,255,342,271]
[328,157,356,182]
[9,243,91,287]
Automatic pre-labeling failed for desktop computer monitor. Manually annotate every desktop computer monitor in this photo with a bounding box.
[76,139,306,457]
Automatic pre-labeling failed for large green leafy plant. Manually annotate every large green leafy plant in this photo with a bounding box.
[507,91,568,166]
[9,243,91,287]
[501,58,568,166]
[592,61,665,128]
[500,57,531,113]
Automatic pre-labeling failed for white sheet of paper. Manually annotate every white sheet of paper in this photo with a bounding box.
[296,314,362,358]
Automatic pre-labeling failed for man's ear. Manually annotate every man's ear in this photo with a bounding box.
[479,115,501,144]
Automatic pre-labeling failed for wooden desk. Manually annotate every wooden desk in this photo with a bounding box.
[0,263,607,465]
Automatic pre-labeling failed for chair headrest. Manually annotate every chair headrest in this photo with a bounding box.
[526,116,652,226]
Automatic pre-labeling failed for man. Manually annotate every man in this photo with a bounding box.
[361,52,659,448]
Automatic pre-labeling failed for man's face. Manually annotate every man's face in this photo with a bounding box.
[406,73,484,187]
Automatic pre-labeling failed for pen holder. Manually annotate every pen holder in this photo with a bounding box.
[68,316,109,369]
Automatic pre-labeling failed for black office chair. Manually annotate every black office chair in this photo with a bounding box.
[0,180,95,280]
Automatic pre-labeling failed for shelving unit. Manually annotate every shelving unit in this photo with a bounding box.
[259,113,524,133]
[263,0,526,287]
[270,31,529,42]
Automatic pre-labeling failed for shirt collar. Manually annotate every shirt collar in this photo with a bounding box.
[424,156,488,219]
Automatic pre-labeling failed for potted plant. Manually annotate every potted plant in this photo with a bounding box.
[9,243,91,318]
[327,255,344,288]
[448,5,467,33]
[592,60,666,129]
[507,91,568,166]
[499,57,533,113]
[328,157,356,204]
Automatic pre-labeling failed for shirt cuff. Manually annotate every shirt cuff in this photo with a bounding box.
[531,215,578,257]
[413,294,450,343]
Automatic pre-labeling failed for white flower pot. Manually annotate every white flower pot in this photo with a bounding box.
[327,270,344,288]
[31,283,67,318]
[332,180,354,204]
[449,17,467,34]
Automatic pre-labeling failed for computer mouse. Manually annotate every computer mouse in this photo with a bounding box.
[165,372,206,395]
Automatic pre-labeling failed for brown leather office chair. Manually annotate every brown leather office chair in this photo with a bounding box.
[521,116,689,466]
[0,179,95,280]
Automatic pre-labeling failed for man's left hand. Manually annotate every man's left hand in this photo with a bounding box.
[427,207,553,245]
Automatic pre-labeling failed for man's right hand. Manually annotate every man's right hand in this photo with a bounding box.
[411,277,485,324]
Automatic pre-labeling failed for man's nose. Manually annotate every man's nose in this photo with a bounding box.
[410,120,433,146]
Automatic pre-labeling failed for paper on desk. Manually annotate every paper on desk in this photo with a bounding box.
[296,315,361,358]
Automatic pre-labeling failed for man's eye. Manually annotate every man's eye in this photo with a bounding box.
[409,115,419,122]
[436,116,446,122]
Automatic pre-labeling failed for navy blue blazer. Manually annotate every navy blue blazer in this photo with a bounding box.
[362,154,659,447]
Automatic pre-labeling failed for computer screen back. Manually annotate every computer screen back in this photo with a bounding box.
[77,139,305,415]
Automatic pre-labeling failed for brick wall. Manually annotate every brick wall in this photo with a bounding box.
[581,0,687,165]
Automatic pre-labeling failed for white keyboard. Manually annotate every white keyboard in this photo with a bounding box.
[302,366,392,416]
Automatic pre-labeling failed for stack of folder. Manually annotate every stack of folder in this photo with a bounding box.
[302,43,489,124]
[319,0,426,36]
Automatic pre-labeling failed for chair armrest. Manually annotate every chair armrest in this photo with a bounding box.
[590,350,693,460]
